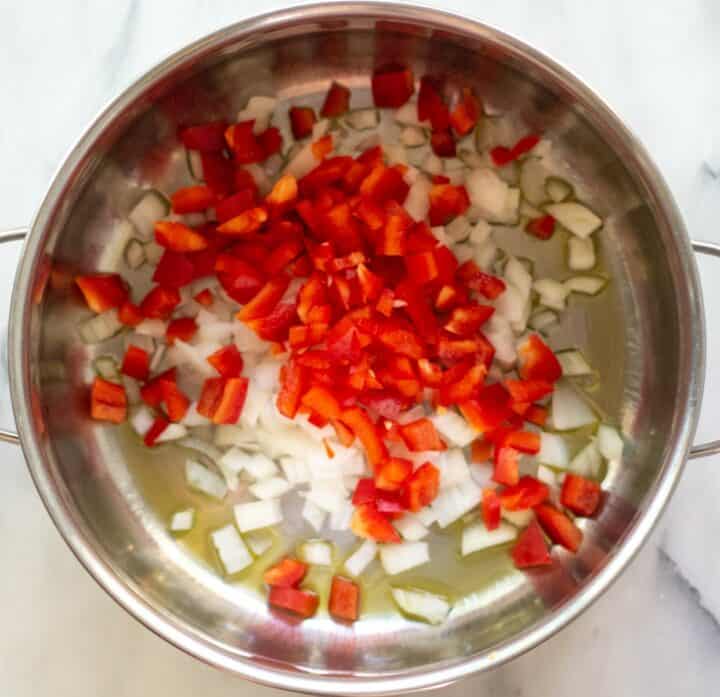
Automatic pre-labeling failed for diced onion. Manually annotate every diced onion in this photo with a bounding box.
[557,350,592,376]
[144,241,164,265]
[422,152,443,175]
[124,239,145,269]
[400,126,426,147]
[299,539,333,566]
[214,425,259,449]
[279,456,311,485]
[245,530,274,556]
[380,541,429,575]
[394,102,425,126]
[484,315,517,368]
[545,176,573,203]
[529,310,558,332]
[170,508,195,532]
[180,402,211,427]
[128,191,169,240]
[538,432,570,468]
[130,406,155,437]
[534,278,570,312]
[504,256,533,298]
[414,506,437,527]
[234,499,283,532]
[404,175,432,221]
[437,448,471,489]
[78,309,123,344]
[568,236,596,271]
[237,95,278,133]
[394,515,429,541]
[344,109,379,130]
[501,508,534,527]
[284,142,319,179]
[94,356,118,379]
[211,524,252,574]
[430,409,476,448]
[461,521,517,556]
[597,423,624,461]
[519,158,547,205]
[465,168,518,223]
[536,464,557,487]
[431,479,482,528]
[179,436,222,463]
[155,423,187,443]
[569,440,602,477]
[344,540,377,577]
[304,481,347,513]
[302,499,327,532]
[249,476,291,500]
[185,459,227,500]
[551,381,597,430]
[544,201,602,238]
[329,500,354,531]
[135,319,167,338]
[391,587,450,625]
[564,275,608,295]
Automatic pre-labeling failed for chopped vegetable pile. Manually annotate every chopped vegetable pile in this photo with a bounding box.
[77,64,622,625]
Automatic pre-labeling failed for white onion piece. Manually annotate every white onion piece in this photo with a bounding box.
[304,481,347,513]
[430,410,476,447]
[537,464,557,487]
[149,345,166,373]
[125,238,145,269]
[237,95,278,133]
[344,540,377,577]
[94,356,118,380]
[243,164,272,196]
[196,321,234,343]
[551,381,597,430]
[538,432,570,468]
[380,542,429,575]
[124,332,155,354]
[128,191,168,240]
[557,350,592,376]
[504,256,533,298]
[250,476,291,500]
[431,479,482,528]
[494,283,528,326]
[78,309,123,344]
[452,242,474,264]
[130,406,155,437]
[404,175,431,221]
[400,126,426,147]
[180,402,211,427]
[179,437,221,463]
[170,508,195,532]
[437,449,471,489]
[234,499,283,532]
[284,141,320,179]
[394,102,425,126]
[569,440,602,477]
[254,359,283,392]
[344,109,379,130]
[544,201,602,238]
[155,423,187,443]
[168,339,219,377]
[465,168,518,223]
[122,376,141,405]
[414,506,437,527]
[135,319,167,338]
[529,310,558,332]
[422,152,443,175]
[484,315,517,368]
[568,236,596,271]
[214,424,259,448]
[394,515,429,541]
[299,539,333,566]
[461,521,517,556]
[469,219,492,246]
[244,452,279,480]
[502,507,534,527]
[185,459,226,500]
[211,524,252,574]
[240,382,270,429]
[534,279,570,312]
[302,499,327,532]
[329,500,354,531]
[597,424,624,461]
[444,215,470,244]
[279,456,311,485]
[391,587,450,625]
[245,530,273,556]
[564,275,607,295]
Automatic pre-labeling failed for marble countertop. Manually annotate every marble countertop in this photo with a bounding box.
[1,1,720,695]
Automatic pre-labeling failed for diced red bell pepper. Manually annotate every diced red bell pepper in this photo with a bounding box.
[351,502,400,543]
[161,380,190,422]
[352,477,377,506]
[289,106,317,139]
[321,81,351,117]
[296,274,328,324]
[139,285,180,319]
[371,63,414,108]
[268,586,319,618]
[329,576,359,622]
[402,462,440,512]
[459,382,512,433]
[560,474,602,517]
[444,304,494,336]
[534,503,583,553]
[433,245,459,286]
[456,261,506,299]
[375,457,413,492]
[90,377,127,423]
[482,488,501,531]
[490,133,540,166]
[526,214,556,240]
[375,288,394,317]
[416,358,442,387]
[450,88,481,136]
[301,385,341,421]
[430,128,456,158]
[518,334,562,383]
[511,520,552,568]
[326,323,363,363]
[139,368,177,409]
[237,274,290,322]
[512,134,540,158]
[355,196,386,231]
[428,184,470,226]
[340,407,388,469]
[144,416,169,446]
[265,174,298,212]
[257,126,283,157]
[263,557,308,587]
[502,430,541,454]
[155,220,208,252]
[152,250,195,289]
[312,134,333,160]
[225,120,265,164]
[493,446,520,486]
[404,222,437,253]
[277,359,309,419]
[328,251,366,274]
[201,152,235,197]
[197,377,226,419]
[399,418,446,452]
[166,317,198,345]
[504,378,554,404]
[471,438,493,463]
[360,165,410,205]
[118,301,144,327]
[500,476,549,510]
[438,362,487,405]
[76,274,128,313]
[121,345,150,381]
[418,75,449,129]
[215,189,256,223]
[437,334,492,363]
[193,288,214,307]
[434,284,461,311]
[525,404,548,427]
[216,207,268,236]
[263,240,303,276]
[356,264,384,303]
[404,251,439,284]
[207,344,244,378]
[170,185,216,214]
[212,376,248,424]
[377,321,425,360]
[215,254,266,304]
[179,121,227,151]
[234,168,258,196]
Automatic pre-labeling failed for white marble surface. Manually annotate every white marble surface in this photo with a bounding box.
[1,1,720,695]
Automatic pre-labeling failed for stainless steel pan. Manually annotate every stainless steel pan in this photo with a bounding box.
[3,4,719,694]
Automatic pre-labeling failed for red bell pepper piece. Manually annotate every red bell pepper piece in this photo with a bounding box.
[170,185,216,213]
[456,261,506,299]
[197,377,226,419]
[257,126,283,156]
[434,284,461,311]
[76,274,128,313]
[525,214,556,240]
[511,520,552,568]
[326,323,363,363]
[90,377,127,423]
[166,317,198,345]
[144,416,169,447]
[504,378,554,404]
[201,152,235,197]
[518,334,562,383]
[437,334,493,363]
[215,189,256,223]
[118,301,144,327]
[404,251,439,284]
[328,251,366,274]
[207,344,244,378]
[215,254,265,304]
[329,576,359,622]
[450,88,481,136]
[155,222,210,253]
[225,120,265,164]
[560,474,602,517]
[352,478,377,506]
[139,368,177,409]
[301,385,341,421]
[152,250,195,289]
[340,407,388,469]
[289,106,317,139]
[493,446,520,486]
[321,81,351,117]
[416,358,442,387]
[263,557,308,587]
[444,304,495,337]
[402,462,440,512]
[371,63,414,108]
[377,321,425,360]
[268,586,319,618]
[212,376,249,424]
[525,404,548,427]
[400,418,446,452]
[234,168,258,196]
[356,264,384,303]
[193,288,214,307]
[264,240,303,276]
[360,165,410,204]
[430,128,456,157]
[265,174,298,211]
[491,133,540,166]
[418,75,449,129]
[351,502,400,543]
[355,196,386,231]
[237,274,290,322]
[312,134,333,160]
[471,438,493,463]
[459,383,512,432]
[428,184,470,226]
[502,430,541,454]
[121,345,150,381]
[161,380,190,422]
[534,503,583,553]
[139,285,180,319]
[375,288,394,317]
[482,488,501,531]
[179,121,227,152]
[375,457,413,492]
[277,359,309,419]
[500,476,549,510]
[438,362,487,405]
[216,207,268,236]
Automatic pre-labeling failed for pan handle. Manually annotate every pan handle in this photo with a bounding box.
[0,227,27,445]
[689,240,720,459]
